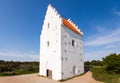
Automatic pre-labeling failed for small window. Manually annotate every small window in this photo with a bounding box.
[64,49,67,53]
[48,23,49,28]
[65,35,67,38]
[64,42,67,45]
[62,72,64,75]
[69,42,70,45]
[66,57,67,61]
[47,41,49,47]
[80,53,82,56]
[62,57,64,60]
[73,66,77,75]
[72,40,75,47]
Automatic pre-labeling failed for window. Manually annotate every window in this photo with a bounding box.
[48,23,49,28]
[80,47,82,50]
[80,53,82,56]
[76,45,78,47]
[81,59,82,61]
[62,57,64,60]
[64,42,67,45]
[69,42,70,45]
[65,35,67,38]
[72,40,75,47]
[66,57,67,61]
[47,41,49,47]
[64,49,67,53]
[73,66,77,75]
[62,72,64,75]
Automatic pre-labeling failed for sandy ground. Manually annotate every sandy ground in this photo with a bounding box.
[0,71,103,83]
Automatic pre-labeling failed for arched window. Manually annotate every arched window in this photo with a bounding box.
[73,66,77,75]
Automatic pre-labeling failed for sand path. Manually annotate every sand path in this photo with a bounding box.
[0,71,103,83]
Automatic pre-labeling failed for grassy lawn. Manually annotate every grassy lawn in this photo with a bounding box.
[91,67,120,83]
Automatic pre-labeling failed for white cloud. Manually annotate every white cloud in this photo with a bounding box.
[84,27,120,61]
[0,50,39,61]
[85,28,120,46]
[104,45,116,49]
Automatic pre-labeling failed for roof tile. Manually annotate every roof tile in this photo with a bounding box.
[62,18,82,35]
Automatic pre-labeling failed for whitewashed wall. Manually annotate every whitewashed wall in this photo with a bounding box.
[39,5,62,80]
[61,25,84,80]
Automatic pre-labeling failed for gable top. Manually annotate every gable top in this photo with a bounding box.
[62,18,83,35]
[48,4,83,36]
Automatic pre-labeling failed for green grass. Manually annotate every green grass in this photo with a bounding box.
[91,66,120,83]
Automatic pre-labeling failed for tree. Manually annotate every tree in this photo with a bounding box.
[90,60,103,66]
[84,61,90,66]
[103,53,120,74]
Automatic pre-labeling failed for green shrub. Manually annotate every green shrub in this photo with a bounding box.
[91,67,120,83]
[103,53,120,74]
[0,61,39,76]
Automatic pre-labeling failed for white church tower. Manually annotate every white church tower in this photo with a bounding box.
[39,4,84,80]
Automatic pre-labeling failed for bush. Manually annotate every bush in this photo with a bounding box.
[91,67,120,83]
[0,61,39,76]
[103,53,120,74]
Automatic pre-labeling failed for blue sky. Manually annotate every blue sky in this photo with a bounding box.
[0,0,120,61]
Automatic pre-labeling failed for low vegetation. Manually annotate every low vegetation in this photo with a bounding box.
[91,67,120,83]
[85,53,120,83]
[103,53,120,74]
[0,60,39,76]
[0,53,120,83]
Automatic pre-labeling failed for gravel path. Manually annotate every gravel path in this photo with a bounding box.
[0,71,103,83]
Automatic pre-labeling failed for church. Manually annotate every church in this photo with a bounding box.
[39,4,84,80]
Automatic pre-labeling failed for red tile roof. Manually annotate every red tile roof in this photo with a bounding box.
[62,18,82,35]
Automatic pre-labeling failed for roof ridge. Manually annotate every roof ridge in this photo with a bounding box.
[62,18,83,35]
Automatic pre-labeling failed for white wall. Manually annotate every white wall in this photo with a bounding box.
[39,5,62,80]
[61,25,84,79]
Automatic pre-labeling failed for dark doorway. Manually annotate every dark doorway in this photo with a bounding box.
[46,69,52,79]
